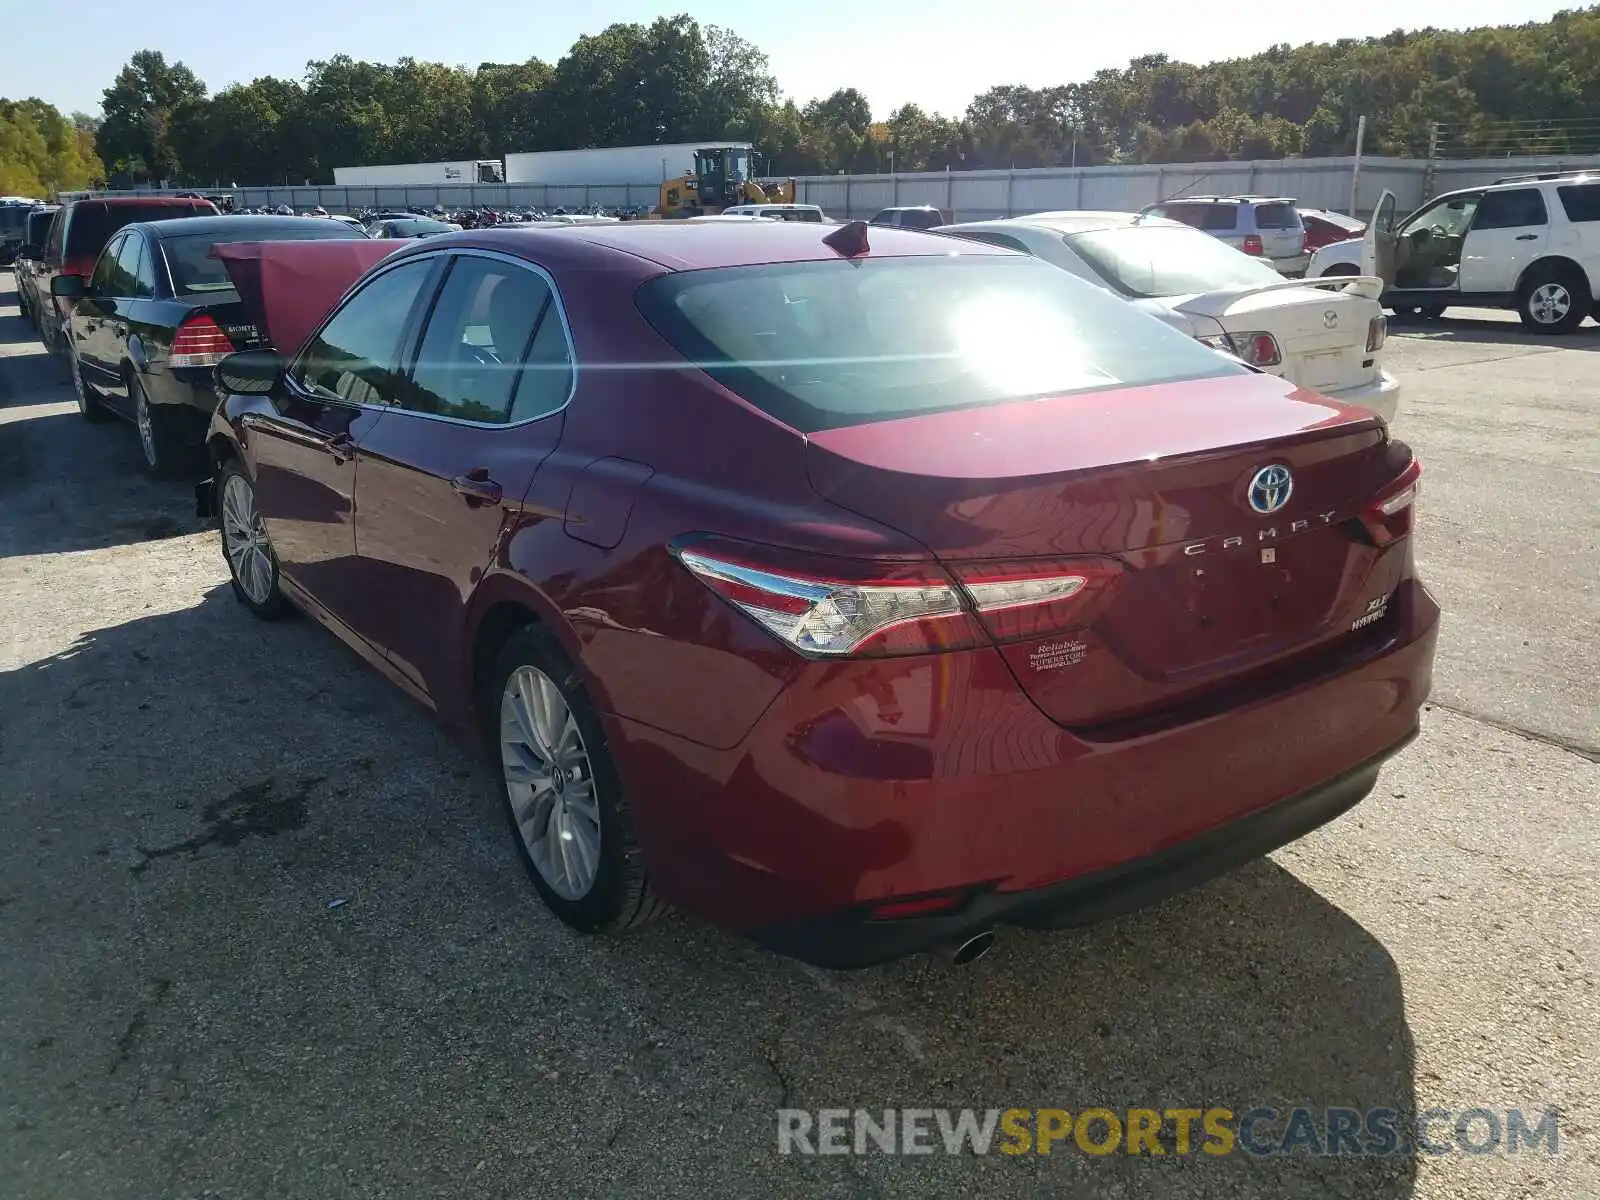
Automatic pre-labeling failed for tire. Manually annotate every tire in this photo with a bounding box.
[1418,305,1446,321]
[1319,264,1359,278]
[489,625,666,934]
[217,460,291,619]
[69,347,115,424]
[131,373,200,479]
[1517,265,1588,334]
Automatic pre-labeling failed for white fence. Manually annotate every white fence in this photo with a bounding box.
[61,153,1600,219]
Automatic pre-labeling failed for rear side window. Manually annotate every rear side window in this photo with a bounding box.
[406,256,567,424]
[1251,202,1302,230]
[1556,184,1600,223]
[1473,188,1548,230]
[65,202,215,257]
[636,255,1245,433]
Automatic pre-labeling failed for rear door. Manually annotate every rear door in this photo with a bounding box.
[75,233,129,389]
[1458,187,1549,294]
[1360,190,1398,285]
[350,250,575,704]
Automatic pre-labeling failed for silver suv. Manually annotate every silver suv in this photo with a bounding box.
[1140,195,1309,276]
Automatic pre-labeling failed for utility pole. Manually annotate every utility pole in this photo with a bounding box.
[1349,114,1367,216]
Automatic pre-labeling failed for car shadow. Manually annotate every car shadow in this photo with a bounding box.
[0,584,1418,1198]
[1392,311,1600,349]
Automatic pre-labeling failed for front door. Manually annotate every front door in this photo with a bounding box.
[351,251,575,706]
[1458,186,1550,294]
[1361,190,1397,285]
[75,233,127,390]
[246,256,440,629]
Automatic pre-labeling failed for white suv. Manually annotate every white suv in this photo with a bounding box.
[1306,172,1600,333]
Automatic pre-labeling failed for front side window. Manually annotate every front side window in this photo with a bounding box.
[91,234,126,293]
[637,254,1246,434]
[291,260,435,407]
[1401,194,1480,238]
[405,256,568,424]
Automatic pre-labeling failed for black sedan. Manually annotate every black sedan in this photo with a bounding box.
[54,215,368,477]
[365,216,461,240]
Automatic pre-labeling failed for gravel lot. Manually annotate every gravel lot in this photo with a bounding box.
[1,274,1595,1200]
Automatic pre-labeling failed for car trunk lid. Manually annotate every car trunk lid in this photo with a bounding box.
[806,373,1411,725]
[212,239,400,357]
[1173,277,1385,396]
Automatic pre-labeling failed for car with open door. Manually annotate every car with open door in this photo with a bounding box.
[935,211,1399,423]
[196,220,1438,968]
[1309,176,1600,332]
[54,214,375,477]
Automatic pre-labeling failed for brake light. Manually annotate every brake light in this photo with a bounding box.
[169,313,233,368]
[1360,459,1422,545]
[1366,314,1388,352]
[1230,331,1282,368]
[673,539,1122,657]
[1241,234,1265,255]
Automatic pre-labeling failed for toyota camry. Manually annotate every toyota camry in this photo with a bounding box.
[196,220,1439,968]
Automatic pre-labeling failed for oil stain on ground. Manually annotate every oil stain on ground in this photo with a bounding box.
[130,774,323,875]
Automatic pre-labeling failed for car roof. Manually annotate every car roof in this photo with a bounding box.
[1154,195,1297,205]
[138,214,359,239]
[73,196,214,209]
[422,220,1015,273]
[943,211,1186,235]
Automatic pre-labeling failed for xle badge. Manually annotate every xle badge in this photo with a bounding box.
[1351,594,1389,631]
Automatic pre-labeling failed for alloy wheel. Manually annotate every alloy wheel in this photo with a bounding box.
[135,387,158,468]
[1528,282,1571,325]
[499,665,602,901]
[221,473,275,605]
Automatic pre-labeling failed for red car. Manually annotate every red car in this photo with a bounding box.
[197,221,1438,968]
[1299,207,1367,253]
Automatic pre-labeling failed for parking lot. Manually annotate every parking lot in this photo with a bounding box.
[0,272,1595,1198]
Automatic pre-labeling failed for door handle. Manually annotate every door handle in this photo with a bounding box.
[325,433,355,462]
[451,469,503,506]
[1515,234,1539,241]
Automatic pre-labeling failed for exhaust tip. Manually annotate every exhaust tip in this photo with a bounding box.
[942,930,996,965]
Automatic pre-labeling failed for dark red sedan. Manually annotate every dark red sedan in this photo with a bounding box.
[198,220,1438,968]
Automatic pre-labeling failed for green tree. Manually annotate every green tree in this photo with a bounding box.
[97,50,207,183]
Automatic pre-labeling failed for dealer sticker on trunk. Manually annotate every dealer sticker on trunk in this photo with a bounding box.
[1028,639,1088,672]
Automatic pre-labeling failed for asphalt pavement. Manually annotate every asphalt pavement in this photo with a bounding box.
[0,278,1594,1199]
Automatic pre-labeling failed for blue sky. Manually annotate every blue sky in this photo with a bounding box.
[9,0,1572,124]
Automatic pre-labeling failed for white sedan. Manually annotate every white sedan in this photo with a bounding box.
[935,211,1400,423]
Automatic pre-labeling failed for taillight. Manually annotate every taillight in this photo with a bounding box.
[673,538,1122,658]
[169,313,233,368]
[1366,314,1388,353]
[1230,331,1282,368]
[948,558,1123,643]
[1241,234,1265,255]
[1360,459,1422,545]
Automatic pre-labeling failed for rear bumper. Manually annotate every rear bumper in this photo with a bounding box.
[756,743,1402,968]
[1272,253,1312,277]
[1323,368,1400,424]
[607,578,1440,966]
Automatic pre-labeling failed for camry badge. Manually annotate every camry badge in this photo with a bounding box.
[1247,465,1294,515]
[1323,309,1339,329]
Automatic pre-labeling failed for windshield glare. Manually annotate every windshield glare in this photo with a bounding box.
[637,255,1246,433]
[1067,226,1283,298]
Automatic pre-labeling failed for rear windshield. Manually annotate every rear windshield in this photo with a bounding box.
[0,207,30,236]
[383,218,454,236]
[636,255,1246,433]
[66,202,215,256]
[1251,202,1303,230]
[1067,225,1282,298]
[162,223,368,295]
[26,210,56,245]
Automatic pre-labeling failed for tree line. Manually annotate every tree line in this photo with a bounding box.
[0,101,102,196]
[14,7,1600,192]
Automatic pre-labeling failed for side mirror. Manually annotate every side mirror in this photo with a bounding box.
[51,274,86,300]
[216,348,283,395]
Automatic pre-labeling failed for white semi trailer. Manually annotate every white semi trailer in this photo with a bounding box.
[502,142,753,186]
[332,160,505,186]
